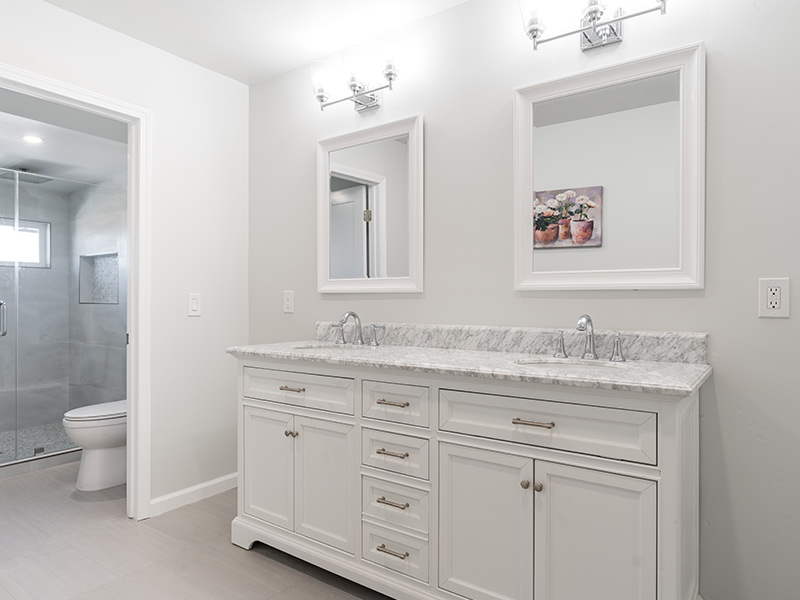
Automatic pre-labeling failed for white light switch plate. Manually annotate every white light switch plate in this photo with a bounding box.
[188,293,201,317]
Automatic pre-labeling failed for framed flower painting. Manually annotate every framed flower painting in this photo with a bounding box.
[533,185,602,249]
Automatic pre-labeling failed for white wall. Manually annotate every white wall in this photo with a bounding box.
[249,1,800,599]
[0,1,249,501]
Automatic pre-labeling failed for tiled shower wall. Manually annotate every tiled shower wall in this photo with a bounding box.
[68,171,127,410]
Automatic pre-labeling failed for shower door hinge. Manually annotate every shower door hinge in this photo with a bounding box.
[126,333,130,345]
[363,209,372,222]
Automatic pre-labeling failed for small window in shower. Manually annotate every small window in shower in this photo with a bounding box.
[0,219,51,268]
[79,252,119,304]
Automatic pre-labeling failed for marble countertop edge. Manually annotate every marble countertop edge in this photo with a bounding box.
[227,342,712,397]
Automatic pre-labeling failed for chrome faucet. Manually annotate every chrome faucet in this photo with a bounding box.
[576,314,597,359]
[336,311,365,345]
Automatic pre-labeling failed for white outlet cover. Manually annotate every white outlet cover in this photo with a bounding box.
[758,278,790,318]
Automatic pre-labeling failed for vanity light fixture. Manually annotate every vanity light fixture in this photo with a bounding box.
[520,0,666,51]
[311,60,398,112]
[22,135,44,144]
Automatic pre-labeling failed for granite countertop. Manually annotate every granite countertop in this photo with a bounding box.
[227,340,712,397]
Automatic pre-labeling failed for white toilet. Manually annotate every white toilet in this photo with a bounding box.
[63,399,127,491]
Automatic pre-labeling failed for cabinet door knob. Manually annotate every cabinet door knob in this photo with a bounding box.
[534,482,544,493]
[520,480,531,489]
[284,430,292,437]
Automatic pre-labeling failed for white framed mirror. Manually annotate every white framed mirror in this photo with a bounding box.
[318,115,423,293]
[514,44,705,290]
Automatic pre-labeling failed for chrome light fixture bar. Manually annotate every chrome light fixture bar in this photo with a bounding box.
[522,0,666,51]
[314,63,398,112]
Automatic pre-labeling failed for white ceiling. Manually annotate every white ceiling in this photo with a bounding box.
[42,0,473,84]
[2,1,472,190]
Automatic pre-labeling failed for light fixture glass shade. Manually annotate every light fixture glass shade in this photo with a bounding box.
[310,60,333,97]
[518,0,541,34]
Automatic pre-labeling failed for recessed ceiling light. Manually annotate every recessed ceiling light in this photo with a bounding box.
[22,135,44,144]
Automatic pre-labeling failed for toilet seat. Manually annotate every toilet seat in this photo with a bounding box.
[64,400,127,422]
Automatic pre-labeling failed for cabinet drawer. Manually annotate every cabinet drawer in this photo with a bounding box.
[243,367,354,414]
[362,380,430,428]
[362,476,429,535]
[362,521,429,583]
[439,389,657,465]
[362,429,430,480]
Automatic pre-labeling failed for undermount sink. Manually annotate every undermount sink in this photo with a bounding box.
[290,343,369,351]
[514,357,630,371]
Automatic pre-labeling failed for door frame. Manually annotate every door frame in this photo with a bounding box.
[0,63,153,520]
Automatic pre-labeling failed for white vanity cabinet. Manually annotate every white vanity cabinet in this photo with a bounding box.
[231,353,702,600]
[240,367,356,554]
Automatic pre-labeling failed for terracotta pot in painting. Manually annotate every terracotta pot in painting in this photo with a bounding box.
[534,223,558,245]
[558,218,572,240]
[570,219,594,245]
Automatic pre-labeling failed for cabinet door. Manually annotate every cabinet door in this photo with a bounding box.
[242,406,294,529]
[439,443,534,600]
[534,461,656,600]
[294,415,355,553]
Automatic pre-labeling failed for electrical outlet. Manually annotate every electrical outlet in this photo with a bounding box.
[767,286,781,310]
[283,290,294,314]
[758,278,790,318]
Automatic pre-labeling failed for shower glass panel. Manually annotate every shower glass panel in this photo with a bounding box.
[0,167,127,466]
[0,170,18,463]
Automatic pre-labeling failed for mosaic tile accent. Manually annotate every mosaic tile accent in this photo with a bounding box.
[0,422,76,465]
[79,253,119,304]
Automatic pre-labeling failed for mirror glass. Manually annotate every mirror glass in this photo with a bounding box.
[514,44,705,290]
[318,115,423,293]
[329,135,409,279]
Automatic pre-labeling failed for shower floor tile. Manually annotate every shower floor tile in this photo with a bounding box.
[0,423,76,465]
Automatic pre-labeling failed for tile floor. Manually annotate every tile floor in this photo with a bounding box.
[0,461,391,600]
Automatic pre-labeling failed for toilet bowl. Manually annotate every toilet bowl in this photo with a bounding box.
[63,399,127,491]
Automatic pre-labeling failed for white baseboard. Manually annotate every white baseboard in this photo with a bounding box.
[149,472,236,517]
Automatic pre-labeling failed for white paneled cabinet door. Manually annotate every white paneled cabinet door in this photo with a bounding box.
[294,415,355,553]
[534,461,657,600]
[439,443,534,600]
[242,406,294,529]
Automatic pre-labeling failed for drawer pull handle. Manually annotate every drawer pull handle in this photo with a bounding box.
[512,417,555,430]
[376,398,410,408]
[279,385,306,393]
[377,544,409,560]
[377,496,410,510]
[284,430,298,438]
[376,448,409,460]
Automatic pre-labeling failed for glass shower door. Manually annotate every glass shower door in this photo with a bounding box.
[0,168,77,465]
[16,172,74,461]
[0,169,18,464]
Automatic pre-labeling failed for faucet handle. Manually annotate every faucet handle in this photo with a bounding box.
[609,331,626,362]
[552,330,568,358]
[367,324,386,347]
[608,332,638,362]
[543,330,569,358]
[330,323,346,345]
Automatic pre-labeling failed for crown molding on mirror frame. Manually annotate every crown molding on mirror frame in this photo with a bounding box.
[514,43,706,291]
[317,114,424,294]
